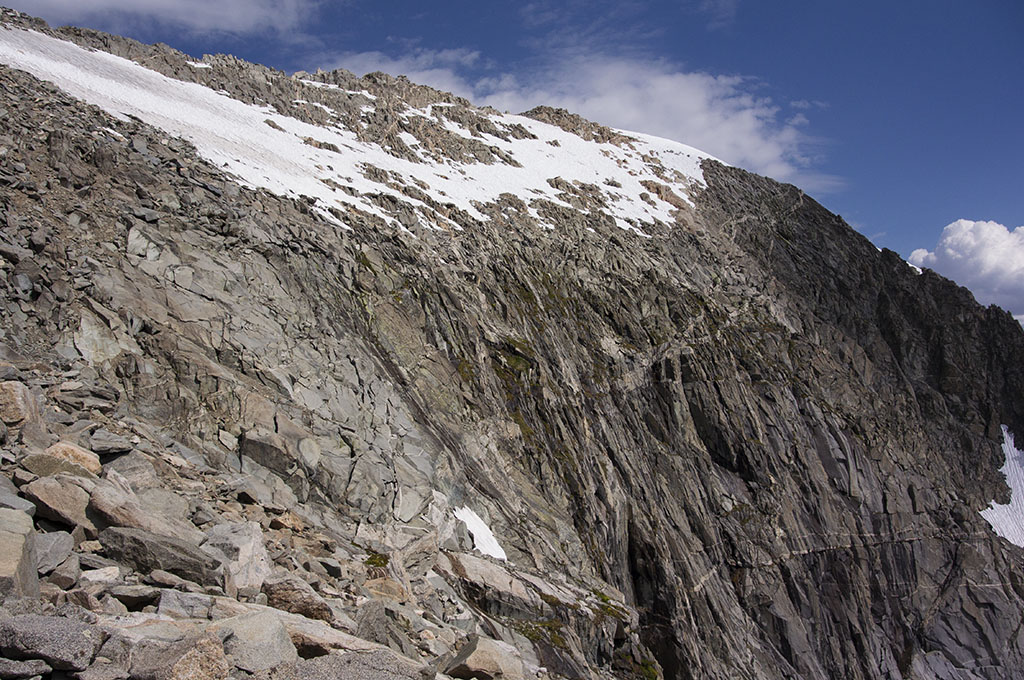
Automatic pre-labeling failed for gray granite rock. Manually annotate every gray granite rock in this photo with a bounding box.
[209,610,297,673]
[0,614,104,671]
[34,531,73,575]
[201,521,271,596]
[0,509,37,602]
[98,527,221,587]
[0,657,51,679]
[261,574,332,622]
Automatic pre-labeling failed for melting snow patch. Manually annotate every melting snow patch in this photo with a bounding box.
[981,426,1024,547]
[454,506,507,560]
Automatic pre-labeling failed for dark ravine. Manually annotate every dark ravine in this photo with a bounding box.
[0,8,1022,680]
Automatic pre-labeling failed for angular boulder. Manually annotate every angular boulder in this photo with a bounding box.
[208,610,297,673]
[21,476,94,533]
[99,527,221,586]
[201,521,271,596]
[0,508,38,602]
[0,476,34,516]
[445,635,526,680]
[43,441,101,476]
[167,634,231,680]
[88,474,203,543]
[0,381,33,424]
[271,649,425,680]
[261,574,333,622]
[0,614,105,671]
[20,453,96,479]
[34,530,74,574]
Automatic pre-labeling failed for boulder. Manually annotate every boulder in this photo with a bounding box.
[0,381,33,424]
[0,657,52,679]
[99,527,221,587]
[354,599,418,659]
[44,441,101,476]
[0,479,34,516]
[168,634,231,680]
[0,509,38,602]
[0,614,105,671]
[47,553,81,590]
[34,530,74,574]
[270,649,425,680]
[104,451,158,491]
[208,611,297,673]
[201,521,271,595]
[21,476,94,533]
[88,428,134,455]
[99,618,206,680]
[88,474,204,543]
[261,574,333,622]
[445,636,526,680]
[20,453,96,479]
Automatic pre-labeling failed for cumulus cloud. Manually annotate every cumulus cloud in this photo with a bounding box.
[17,0,315,35]
[332,49,841,192]
[909,219,1024,320]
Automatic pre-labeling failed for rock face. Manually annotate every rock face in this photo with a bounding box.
[0,8,1023,680]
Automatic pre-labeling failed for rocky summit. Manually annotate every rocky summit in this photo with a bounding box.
[0,8,1022,680]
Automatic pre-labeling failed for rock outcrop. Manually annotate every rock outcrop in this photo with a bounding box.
[0,7,1022,679]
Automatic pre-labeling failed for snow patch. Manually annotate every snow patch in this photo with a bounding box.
[454,506,507,560]
[187,61,211,69]
[0,26,715,237]
[981,426,1024,547]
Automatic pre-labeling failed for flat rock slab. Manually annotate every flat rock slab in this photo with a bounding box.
[99,527,221,587]
[0,614,105,671]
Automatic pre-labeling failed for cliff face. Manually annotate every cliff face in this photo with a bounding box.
[0,10,1023,680]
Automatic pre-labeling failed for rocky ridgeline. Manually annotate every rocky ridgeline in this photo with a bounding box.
[2,8,1024,680]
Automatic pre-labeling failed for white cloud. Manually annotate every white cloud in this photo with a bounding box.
[909,219,1024,319]
[13,0,315,35]
[332,50,841,193]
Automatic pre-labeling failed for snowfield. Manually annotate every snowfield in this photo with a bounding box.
[980,426,1024,547]
[0,26,716,234]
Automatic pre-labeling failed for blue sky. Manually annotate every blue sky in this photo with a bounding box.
[13,0,1024,316]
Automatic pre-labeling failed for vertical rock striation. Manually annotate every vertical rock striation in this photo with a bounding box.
[0,9,1021,679]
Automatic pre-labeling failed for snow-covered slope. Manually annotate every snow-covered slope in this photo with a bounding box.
[0,26,715,235]
[980,426,1024,547]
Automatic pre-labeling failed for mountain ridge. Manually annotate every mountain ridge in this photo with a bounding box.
[0,8,1023,679]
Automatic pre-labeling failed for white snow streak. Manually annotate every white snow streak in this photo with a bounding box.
[454,506,507,560]
[981,426,1024,547]
[0,27,715,235]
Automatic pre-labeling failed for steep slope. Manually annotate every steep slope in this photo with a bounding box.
[0,9,1023,680]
